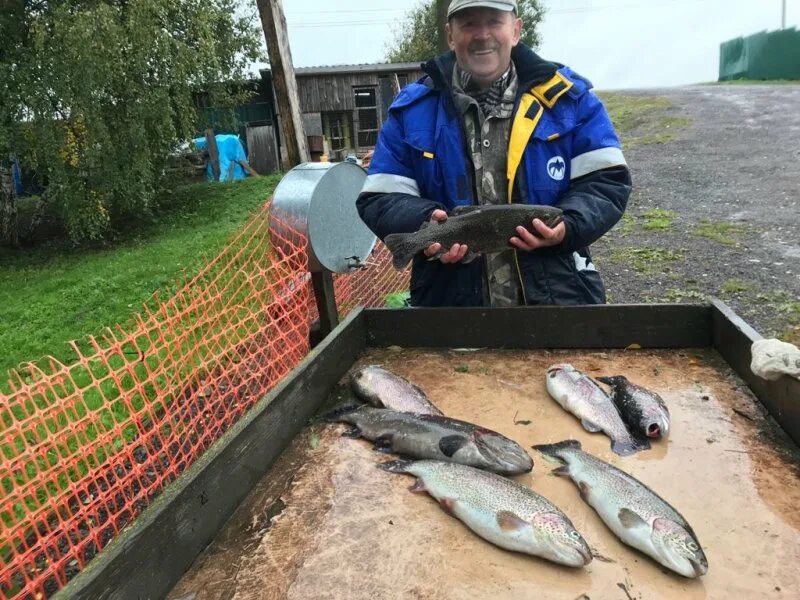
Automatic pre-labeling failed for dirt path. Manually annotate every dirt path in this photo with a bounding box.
[594,84,800,343]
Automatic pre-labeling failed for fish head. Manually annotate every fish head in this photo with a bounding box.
[651,518,708,577]
[641,403,671,438]
[474,432,533,474]
[349,365,385,403]
[530,512,593,567]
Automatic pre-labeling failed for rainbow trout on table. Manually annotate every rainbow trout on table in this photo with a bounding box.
[321,405,532,474]
[350,365,443,416]
[384,204,563,270]
[380,459,592,567]
[597,375,670,439]
[534,440,708,578]
[546,364,649,456]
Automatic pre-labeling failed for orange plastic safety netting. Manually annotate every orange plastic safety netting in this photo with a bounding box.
[334,242,410,315]
[0,201,310,599]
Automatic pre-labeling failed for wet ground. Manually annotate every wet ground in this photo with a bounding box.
[169,346,800,600]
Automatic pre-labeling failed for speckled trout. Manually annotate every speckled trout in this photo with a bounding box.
[322,405,532,475]
[350,365,443,416]
[380,459,592,567]
[597,375,671,439]
[546,364,649,456]
[384,204,563,270]
[534,440,708,578]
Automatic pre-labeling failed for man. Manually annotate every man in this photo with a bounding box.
[357,0,630,307]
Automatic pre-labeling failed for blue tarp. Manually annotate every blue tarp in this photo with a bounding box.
[193,134,248,182]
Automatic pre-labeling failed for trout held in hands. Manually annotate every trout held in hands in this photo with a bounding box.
[350,365,443,416]
[546,364,649,456]
[533,440,708,578]
[322,405,533,475]
[597,375,670,439]
[380,459,592,567]
[384,204,564,270]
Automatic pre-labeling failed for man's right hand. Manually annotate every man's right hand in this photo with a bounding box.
[423,209,470,264]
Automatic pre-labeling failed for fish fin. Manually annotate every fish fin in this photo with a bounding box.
[610,436,650,456]
[341,425,362,439]
[618,508,648,530]
[497,510,528,532]
[577,481,592,501]
[550,465,571,477]
[384,233,417,270]
[378,459,414,473]
[595,376,615,386]
[580,418,603,433]
[439,435,468,458]
[533,440,582,460]
[312,403,362,424]
[450,205,481,217]
[373,434,394,453]
[408,478,427,493]
[439,497,457,516]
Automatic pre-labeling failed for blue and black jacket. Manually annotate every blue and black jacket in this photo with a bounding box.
[357,44,631,306]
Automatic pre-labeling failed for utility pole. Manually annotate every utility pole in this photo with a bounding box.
[256,0,309,167]
[782,0,786,29]
[437,0,450,54]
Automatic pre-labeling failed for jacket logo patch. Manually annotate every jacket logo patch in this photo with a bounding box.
[547,156,566,181]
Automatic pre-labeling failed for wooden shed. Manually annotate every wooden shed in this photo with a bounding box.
[262,62,426,161]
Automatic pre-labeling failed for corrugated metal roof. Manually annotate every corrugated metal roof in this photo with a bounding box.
[261,62,423,77]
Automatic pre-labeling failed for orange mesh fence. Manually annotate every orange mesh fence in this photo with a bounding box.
[335,241,410,315]
[0,201,310,599]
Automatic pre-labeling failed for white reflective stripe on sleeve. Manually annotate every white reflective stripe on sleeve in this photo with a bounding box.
[360,173,420,196]
[570,147,627,180]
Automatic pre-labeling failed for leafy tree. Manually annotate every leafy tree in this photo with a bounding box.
[387,0,546,63]
[0,1,262,245]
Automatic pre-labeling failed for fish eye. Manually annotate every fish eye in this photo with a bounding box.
[687,541,698,552]
[569,531,581,539]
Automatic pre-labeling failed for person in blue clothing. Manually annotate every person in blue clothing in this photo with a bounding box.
[356,0,631,307]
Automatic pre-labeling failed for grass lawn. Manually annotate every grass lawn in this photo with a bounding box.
[0,174,282,378]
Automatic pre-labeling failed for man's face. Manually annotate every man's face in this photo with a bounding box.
[446,8,522,88]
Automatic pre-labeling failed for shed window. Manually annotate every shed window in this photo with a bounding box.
[354,86,379,147]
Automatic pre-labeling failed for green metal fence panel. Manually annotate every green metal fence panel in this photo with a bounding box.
[719,28,800,81]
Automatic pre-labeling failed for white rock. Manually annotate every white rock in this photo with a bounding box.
[751,339,800,381]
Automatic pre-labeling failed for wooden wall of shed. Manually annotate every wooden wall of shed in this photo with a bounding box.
[296,70,425,113]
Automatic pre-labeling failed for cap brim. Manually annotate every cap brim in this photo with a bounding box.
[448,1,516,18]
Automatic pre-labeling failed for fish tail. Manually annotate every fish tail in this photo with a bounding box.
[532,439,582,461]
[312,402,362,424]
[384,233,418,270]
[377,459,415,474]
[611,436,651,456]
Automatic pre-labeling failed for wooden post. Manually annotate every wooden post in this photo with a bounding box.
[437,0,450,54]
[204,129,221,181]
[257,0,309,168]
[310,271,339,347]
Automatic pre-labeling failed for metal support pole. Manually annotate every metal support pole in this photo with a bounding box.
[782,0,786,29]
[310,270,338,347]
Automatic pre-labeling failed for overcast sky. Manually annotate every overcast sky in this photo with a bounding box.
[259,0,799,90]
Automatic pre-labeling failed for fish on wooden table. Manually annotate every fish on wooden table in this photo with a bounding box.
[384,204,563,270]
[380,459,592,568]
[350,365,443,416]
[545,364,649,456]
[597,375,670,439]
[320,405,533,475]
[533,440,708,578]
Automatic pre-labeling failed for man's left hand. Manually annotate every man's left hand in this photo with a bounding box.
[510,219,566,251]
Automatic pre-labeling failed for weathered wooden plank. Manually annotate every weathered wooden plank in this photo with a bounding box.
[711,299,800,447]
[56,310,367,600]
[363,305,713,349]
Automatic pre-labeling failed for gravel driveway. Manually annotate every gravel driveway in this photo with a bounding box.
[594,84,800,342]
